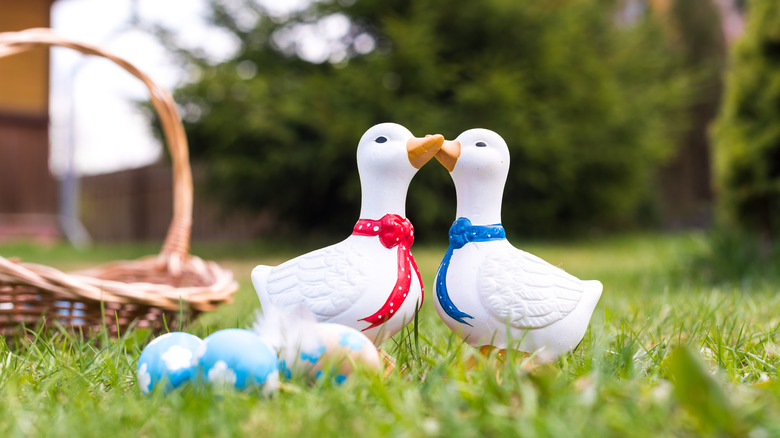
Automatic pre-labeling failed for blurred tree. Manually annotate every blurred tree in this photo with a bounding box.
[172,0,688,239]
[713,0,780,242]
[656,0,726,229]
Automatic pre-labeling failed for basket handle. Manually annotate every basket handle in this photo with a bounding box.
[0,28,193,274]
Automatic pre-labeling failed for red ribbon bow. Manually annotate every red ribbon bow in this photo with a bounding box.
[352,214,423,331]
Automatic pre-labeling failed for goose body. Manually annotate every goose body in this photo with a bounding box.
[433,129,602,362]
[253,123,443,344]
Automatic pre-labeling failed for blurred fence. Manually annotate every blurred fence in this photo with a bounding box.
[80,164,272,242]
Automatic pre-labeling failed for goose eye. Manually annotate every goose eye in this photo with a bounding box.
[375,136,388,143]
[475,141,487,147]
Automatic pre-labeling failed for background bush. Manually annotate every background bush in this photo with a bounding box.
[173,0,689,240]
[713,0,780,243]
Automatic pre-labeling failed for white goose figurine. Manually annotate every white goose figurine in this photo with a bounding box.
[433,129,602,362]
[252,123,444,344]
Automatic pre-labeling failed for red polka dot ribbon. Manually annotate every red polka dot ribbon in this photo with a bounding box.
[352,214,423,331]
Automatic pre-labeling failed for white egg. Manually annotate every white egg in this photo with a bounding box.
[196,328,279,391]
[136,332,203,394]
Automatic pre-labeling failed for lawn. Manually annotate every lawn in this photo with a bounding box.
[1,233,779,437]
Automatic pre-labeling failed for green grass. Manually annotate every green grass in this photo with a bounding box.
[1,233,779,437]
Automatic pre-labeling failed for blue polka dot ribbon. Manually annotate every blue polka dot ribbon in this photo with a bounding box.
[435,217,506,326]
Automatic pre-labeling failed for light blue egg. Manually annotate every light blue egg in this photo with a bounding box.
[196,329,279,391]
[137,332,203,394]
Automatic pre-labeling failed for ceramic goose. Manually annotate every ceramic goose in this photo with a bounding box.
[252,123,444,345]
[433,129,602,362]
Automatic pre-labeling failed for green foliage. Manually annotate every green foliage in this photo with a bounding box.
[682,226,780,288]
[175,0,687,238]
[713,0,780,240]
[666,346,740,436]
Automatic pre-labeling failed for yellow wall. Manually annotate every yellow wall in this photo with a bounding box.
[0,0,51,115]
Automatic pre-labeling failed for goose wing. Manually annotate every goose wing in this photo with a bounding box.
[265,242,368,320]
[478,247,583,329]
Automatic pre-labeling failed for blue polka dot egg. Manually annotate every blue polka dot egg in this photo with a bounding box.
[196,329,279,391]
[136,332,203,394]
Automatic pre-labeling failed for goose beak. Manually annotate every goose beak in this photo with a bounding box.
[435,140,461,172]
[407,134,445,169]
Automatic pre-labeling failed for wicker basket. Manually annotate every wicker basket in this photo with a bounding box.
[0,28,239,336]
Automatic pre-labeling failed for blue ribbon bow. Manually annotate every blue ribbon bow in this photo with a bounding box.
[435,217,506,326]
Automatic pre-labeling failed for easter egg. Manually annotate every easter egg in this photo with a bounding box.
[196,328,279,391]
[284,323,381,383]
[136,332,203,394]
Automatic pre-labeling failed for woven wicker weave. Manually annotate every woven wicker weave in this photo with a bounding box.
[0,28,239,336]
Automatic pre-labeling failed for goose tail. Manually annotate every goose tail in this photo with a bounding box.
[251,265,274,311]
[584,279,603,300]
[582,279,603,315]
